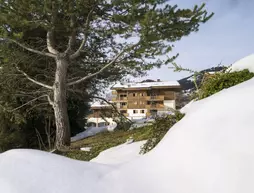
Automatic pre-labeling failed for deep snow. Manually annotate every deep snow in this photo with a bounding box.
[91,140,147,165]
[1,77,254,192]
[228,53,254,72]
[71,122,117,142]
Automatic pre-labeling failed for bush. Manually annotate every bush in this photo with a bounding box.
[199,69,254,99]
[140,112,185,154]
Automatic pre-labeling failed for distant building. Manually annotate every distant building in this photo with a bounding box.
[87,103,115,128]
[111,80,181,119]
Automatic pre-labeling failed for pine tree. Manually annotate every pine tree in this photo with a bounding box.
[0,0,213,149]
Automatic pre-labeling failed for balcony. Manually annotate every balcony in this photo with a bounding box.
[122,113,129,117]
[119,105,128,109]
[146,104,164,110]
[112,97,128,102]
[112,90,117,95]
[146,95,164,101]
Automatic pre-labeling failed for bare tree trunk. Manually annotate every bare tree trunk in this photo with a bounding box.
[53,56,70,150]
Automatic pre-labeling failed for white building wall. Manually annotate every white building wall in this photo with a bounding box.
[127,109,147,120]
[87,117,115,127]
[164,100,176,110]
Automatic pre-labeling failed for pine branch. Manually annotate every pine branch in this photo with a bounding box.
[10,94,49,112]
[4,38,56,58]
[70,7,94,60]
[46,31,59,54]
[68,43,138,86]
[15,65,53,90]
[91,95,133,123]
[65,13,76,54]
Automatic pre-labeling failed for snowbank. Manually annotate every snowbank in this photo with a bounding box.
[1,77,254,193]
[228,53,254,72]
[71,126,108,142]
[91,140,147,165]
[101,77,254,193]
[71,122,117,142]
[180,99,195,114]
[0,149,112,193]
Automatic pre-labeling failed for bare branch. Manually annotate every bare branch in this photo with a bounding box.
[65,14,76,54]
[47,31,59,54]
[46,94,54,106]
[4,38,56,58]
[91,95,133,123]
[27,102,49,112]
[70,7,94,60]
[46,1,59,55]
[16,65,53,90]
[68,44,138,86]
[10,94,49,112]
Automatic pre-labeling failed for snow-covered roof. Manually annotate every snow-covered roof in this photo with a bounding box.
[112,80,180,89]
[227,53,254,73]
[91,102,111,109]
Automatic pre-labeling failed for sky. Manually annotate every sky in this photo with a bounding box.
[138,0,254,81]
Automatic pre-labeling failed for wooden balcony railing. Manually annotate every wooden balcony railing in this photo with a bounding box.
[122,113,129,117]
[112,90,117,95]
[112,97,128,101]
[146,95,164,101]
[119,105,128,109]
[146,104,164,109]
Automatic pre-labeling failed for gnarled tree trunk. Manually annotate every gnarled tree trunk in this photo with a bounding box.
[53,56,70,150]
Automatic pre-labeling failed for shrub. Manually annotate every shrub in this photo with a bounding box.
[140,112,184,154]
[199,69,254,99]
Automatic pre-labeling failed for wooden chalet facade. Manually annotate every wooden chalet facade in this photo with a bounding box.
[111,80,181,119]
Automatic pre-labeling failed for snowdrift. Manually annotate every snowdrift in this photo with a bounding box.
[71,122,117,142]
[91,140,147,165]
[228,53,254,72]
[1,77,254,193]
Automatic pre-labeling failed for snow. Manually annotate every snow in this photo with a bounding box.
[80,147,92,151]
[112,80,180,89]
[71,123,117,142]
[91,101,111,108]
[180,99,195,114]
[228,53,254,73]
[71,126,107,142]
[91,140,147,165]
[0,149,112,193]
[1,77,254,193]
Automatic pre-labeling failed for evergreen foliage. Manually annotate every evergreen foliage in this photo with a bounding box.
[0,0,213,148]
[199,69,254,99]
[140,112,184,154]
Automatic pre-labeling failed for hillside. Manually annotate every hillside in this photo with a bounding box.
[1,67,254,192]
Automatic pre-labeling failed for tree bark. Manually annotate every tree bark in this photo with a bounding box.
[53,56,70,150]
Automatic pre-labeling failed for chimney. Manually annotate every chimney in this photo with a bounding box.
[157,79,161,82]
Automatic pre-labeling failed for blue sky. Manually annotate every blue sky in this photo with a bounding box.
[140,0,254,81]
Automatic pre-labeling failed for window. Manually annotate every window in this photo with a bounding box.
[133,110,138,114]
[140,93,145,97]
[140,101,145,105]
[140,110,145,114]
[132,93,137,97]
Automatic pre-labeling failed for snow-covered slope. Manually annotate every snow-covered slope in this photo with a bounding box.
[91,140,147,165]
[101,77,254,193]
[1,77,254,193]
[71,122,117,142]
[0,149,112,193]
[228,54,254,72]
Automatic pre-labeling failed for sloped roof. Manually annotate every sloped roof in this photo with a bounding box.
[91,102,112,109]
[112,81,180,89]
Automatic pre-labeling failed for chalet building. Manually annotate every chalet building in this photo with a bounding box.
[111,80,181,119]
[87,103,115,128]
